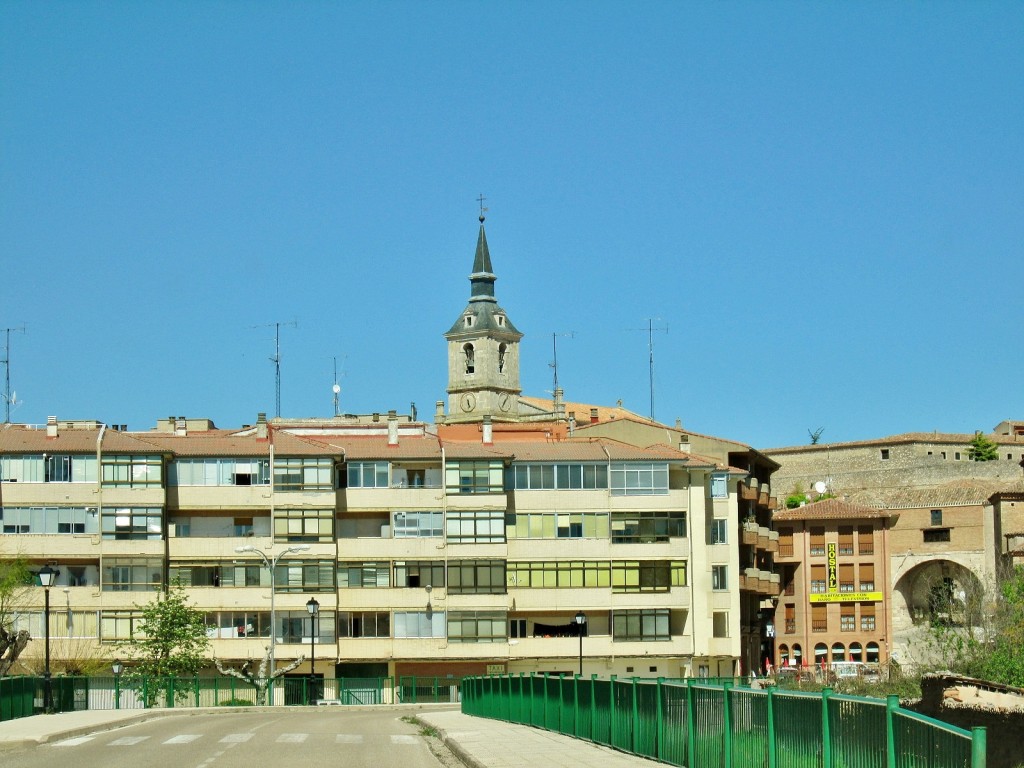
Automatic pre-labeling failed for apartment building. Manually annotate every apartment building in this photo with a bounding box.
[1,218,751,682]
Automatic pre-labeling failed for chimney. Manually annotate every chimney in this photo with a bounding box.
[256,412,268,440]
[482,415,493,445]
[372,412,380,423]
[554,388,565,417]
[590,408,599,424]
[568,415,576,437]
[679,435,691,453]
[387,410,399,446]
[435,400,445,424]
[46,415,57,438]
[175,416,187,436]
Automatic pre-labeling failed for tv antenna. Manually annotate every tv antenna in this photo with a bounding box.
[549,331,575,397]
[1,324,26,423]
[627,318,667,421]
[252,320,297,418]
[331,355,347,417]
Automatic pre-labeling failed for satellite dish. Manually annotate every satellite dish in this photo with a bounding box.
[332,384,341,394]
[814,481,827,494]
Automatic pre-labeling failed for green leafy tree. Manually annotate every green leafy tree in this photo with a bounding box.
[967,430,999,461]
[0,555,32,676]
[979,566,1024,686]
[120,580,210,705]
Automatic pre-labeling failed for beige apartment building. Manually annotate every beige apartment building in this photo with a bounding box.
[1,218,755,683]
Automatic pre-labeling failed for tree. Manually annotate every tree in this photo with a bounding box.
[967,430,999,461]
[120,580,209,705]
[0,556,32,676]
[215,646,305,706]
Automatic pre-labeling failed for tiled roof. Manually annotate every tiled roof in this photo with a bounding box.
[300,435,442,460]
[772,497,891,521]
[0,423,165,454]
[765,430,1020,453]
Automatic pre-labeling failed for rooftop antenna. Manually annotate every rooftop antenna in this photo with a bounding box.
[549,331,575,397]
[252,320,297,418]
[628,318,667,421]
[1,324,26,423]
[331,356,346,417]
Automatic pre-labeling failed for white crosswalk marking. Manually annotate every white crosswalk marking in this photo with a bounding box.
[110,736,150,746]
[335,734,364,744]
[276,733,307,743]
[220,733,254,743]
[164,734,201,744]
[51,736,94,747]
[391,735,418,745]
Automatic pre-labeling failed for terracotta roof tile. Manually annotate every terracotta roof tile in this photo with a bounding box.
[772,497,891,521]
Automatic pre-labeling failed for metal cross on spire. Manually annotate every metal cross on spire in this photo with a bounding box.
[477,194,488,222]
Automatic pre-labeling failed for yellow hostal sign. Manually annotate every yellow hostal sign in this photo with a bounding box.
[810,592,883,603]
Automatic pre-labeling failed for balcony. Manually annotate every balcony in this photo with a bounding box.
[765,529,779,553]
[742,520,759,546]
[739,482,758,502]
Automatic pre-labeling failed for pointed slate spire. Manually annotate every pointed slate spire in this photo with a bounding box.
[469,222,496,301]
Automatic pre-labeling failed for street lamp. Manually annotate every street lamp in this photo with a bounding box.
[574,610,587,677]
[112,659,123,709]
[306,597,320,704]
[234,544,310,676]
[38,565,57,712]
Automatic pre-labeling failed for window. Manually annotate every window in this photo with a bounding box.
[809,527,825,556]
[273,457,333,491]
[924,528,951,543]
[276,610,336,643]
[860,603,876,631]
[930,509,943,526]
[858,525,874,555]
[508,463,608,490]
[446,509,505,543]
[880,449,890,460]
[838,526,853,555]
[859,563,875,591]
[613,609,671,641]
[347,462,389,488]
[612,561,674,593]
[169,458,269,486]
[610,463,669,496]
[610,511,686,543]
[393,511,443,538]
[0,506,97,535]
[101,507,162,540]
[783,566,796,596]
[498,343,506,372]
[273,508,334,543]
[394,560,445,588]
[508,561,611,589]
[810,565,826,593]
[338,562,390,588]
[955,452,961,461]
[274,561,335,592]
[338,611,390,638]
[811,604,827,632]
[711,611,729,639]
[102,558,163,592]
[710,473,728,499]
[203,611,271,639]
[234,517,253,537]
[100,611,145,642]
[778,527,794,557]
[463,343,475,374]
[712,565,728,591]
[784,604,796,634]
[101,455,162,487]
[839,564,855,593]
[448,610,506,643]
[710,518,728,545]
[446,461,504,494]
[394,610,445,638]
[448,560,506,594]
[507,511,608,539]
[1,454,98,483]
[171,562,268,588]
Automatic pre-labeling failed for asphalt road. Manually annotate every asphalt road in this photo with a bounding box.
[1,708,450,768]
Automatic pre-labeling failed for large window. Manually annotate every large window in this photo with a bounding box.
[101,507,162,540]
[347,462,389,488]
[393,560,445,589]
[0,506,98,535]
[506,511,609,539]
[508,463,608,490]
[809,527,826,556]
[273,508,334,543]
[447,611,506,643]
[204,611,270,639]
[611,561,683,593]
[338,611,390,638]
[170,458,269,486]
[277,610,336,643]
[859,563,875,592]
[610,511,686,542]
[445,461,504,494]
[610,463,669,496]
[101,455,163,488]
[508,561,611,588]
[810,565,826,594]
[710,518,728,545]
[710,473,729,499]
[170,562,268,588]
[860,603,876,631]
[393,511,443,538]
[1,454,98,483]
[274,561,335,592]
[839,564,855,593]
[447,560,506,594]
[338,562,390,588]
[712,611,729,638]
[102,558,163,592]
[612,609,670,641]
[273,457,333,491]
[838,526,854,555]
[394,610,445,638]
[100,611,145,642]
[446,509,505,543]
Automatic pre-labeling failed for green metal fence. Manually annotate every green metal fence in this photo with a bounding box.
[461,674,986,768]
[0,674,462,721]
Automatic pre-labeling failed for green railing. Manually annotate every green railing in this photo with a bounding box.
[0,674,462,721]
[461,674,986,768]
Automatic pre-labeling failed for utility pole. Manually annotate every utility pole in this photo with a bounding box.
[1,324,26,423]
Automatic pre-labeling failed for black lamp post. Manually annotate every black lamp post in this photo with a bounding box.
[574,610,587,677]
[306,597,320,704]
[38,565,57,712]
[112,659,123,709]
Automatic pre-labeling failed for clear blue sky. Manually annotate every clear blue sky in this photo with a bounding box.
[2,2,1021,449]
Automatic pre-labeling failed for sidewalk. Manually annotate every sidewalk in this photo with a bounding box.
[0,706,665,767]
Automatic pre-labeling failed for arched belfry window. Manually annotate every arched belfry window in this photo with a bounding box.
[464,343,475,374]
[498,343,507,373]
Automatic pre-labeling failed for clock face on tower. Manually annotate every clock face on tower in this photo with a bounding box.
[460,393,476,412]
[499,393,512,412]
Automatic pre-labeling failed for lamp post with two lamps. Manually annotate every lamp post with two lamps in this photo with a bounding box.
[234,544,310,677]
[574,610,587,677]
[305,597,319,704]
[37,565,58,712]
